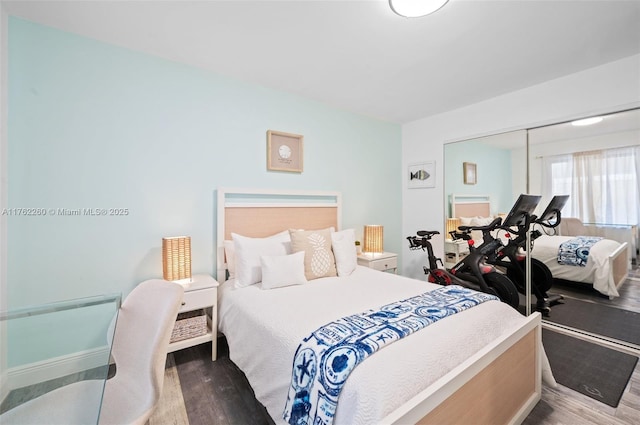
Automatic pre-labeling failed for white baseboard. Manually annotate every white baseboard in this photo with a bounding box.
[0,370,9,406]
[5,346,110,392]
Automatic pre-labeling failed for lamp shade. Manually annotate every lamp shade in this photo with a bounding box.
[162,236,192,282]
[363,225,384,253]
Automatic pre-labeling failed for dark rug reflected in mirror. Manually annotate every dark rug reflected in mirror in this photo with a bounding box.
[544,297,640,346]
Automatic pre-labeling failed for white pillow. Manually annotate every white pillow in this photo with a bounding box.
[331,228,357,276]
[470,216,494,226]
[224,240,235,279]
[459,216,476,226]
[260,251,308,289]
[232,230,291,288]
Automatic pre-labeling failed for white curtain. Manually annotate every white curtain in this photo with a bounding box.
[542,146,640,225]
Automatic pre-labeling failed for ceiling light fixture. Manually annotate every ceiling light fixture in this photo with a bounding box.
[571,116,604,126]
[389,0,450,18]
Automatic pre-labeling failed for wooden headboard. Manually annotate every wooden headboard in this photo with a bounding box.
[450,194,491,218]
[216,188,342,281]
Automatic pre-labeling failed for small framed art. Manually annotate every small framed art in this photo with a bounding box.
[408,161,436,189]
[267,130,304,173]
[463,162,477,185]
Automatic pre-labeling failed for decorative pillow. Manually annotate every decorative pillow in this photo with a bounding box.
[224,240,236,279]
[260,251,308,289]
[232,230,291,288]
[331,228,357,277]
[289,228,337,280]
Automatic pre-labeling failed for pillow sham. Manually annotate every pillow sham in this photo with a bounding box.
[260,251,308,289]
[331,228,357,276]
[289,228,337,280]
[232,230,291,288]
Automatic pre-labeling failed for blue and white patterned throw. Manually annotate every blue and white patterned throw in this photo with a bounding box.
[282,285,498,425]
[557,236,603,267]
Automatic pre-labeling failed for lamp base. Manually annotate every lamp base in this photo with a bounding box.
[169,277,193,285]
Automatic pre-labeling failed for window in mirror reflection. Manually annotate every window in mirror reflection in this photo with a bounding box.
[529,108,640,228]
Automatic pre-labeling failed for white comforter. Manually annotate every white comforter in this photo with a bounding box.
[218,266,545,425]
[531,235,623,297]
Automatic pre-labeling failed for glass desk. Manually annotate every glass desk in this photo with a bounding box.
[0,293,121,424]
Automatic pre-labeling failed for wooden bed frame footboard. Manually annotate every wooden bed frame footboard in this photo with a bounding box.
[381,312,542,425]
[610,242,630,297]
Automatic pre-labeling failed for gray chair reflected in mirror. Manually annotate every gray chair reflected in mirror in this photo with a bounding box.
[1,279,184,425]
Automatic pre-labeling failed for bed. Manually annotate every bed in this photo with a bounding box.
[529,235,628,298]
[448,194,630,299]
[216,188,548,425]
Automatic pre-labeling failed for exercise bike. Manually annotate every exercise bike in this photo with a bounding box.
[407,217,520,309]
[483,195,569,316]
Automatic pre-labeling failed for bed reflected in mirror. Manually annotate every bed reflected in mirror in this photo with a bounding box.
[443,108,640,352]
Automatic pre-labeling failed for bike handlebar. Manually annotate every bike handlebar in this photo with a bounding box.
[534,209,563,229]
[458,217,502,233]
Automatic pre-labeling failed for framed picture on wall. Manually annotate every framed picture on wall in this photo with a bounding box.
[408,161,436,189]
[463,162,477,185]
[267,130,304,173]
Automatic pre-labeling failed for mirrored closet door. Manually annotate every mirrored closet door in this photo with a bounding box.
[442,130,534,313]
[527,108,640,346]
[443,108,639,344]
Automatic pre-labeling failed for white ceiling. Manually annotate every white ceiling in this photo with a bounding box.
[460,108,640,149]
[3,0,640,124]
[529,107,640,143]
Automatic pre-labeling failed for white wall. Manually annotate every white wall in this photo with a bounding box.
[401,54,640,279]
[8,18,401,312]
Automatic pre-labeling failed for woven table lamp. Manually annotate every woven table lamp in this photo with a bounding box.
[363,225,384,255]
[446,218,461,240]
[162,236,192,283]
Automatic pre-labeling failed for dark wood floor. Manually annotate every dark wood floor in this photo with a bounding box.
[173,338,274,425]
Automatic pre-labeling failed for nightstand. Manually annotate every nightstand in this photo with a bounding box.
[357,252,398,273]
[167,274,219,361]
[444,240,469,268]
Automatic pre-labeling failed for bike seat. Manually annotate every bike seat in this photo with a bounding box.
[417,230,440,237]
[458,217,502,232]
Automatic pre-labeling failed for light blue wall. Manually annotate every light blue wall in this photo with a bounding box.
[443,141,514,215]
[7,17,401,309]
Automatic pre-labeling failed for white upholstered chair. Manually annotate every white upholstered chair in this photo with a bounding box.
[0,279,183,425]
